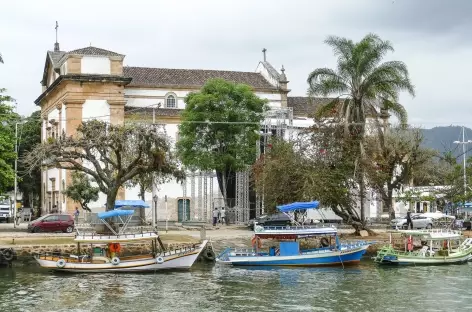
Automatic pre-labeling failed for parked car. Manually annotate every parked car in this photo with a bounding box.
[390,214,433,229]
[27,214,75,233]
[0,198,12,223]
[248,212,292,230]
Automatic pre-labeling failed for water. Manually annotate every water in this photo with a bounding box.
[1,261,472,312]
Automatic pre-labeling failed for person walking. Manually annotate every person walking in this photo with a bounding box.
[220,207,226,225]
[74,207,80,224]
[212,208,219,226]
[406,209,413,229]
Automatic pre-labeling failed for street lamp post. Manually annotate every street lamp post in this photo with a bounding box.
[454,126,472,217]
[13,122,19,228]
[152,195,158,229]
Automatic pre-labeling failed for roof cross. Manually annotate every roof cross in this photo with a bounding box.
[262,48,267,62]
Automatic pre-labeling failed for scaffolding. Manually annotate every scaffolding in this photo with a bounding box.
[180,107,294,224]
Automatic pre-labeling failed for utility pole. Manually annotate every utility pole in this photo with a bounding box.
[454,126,472,216]
[13,122,20,228]
[151,102,161,228]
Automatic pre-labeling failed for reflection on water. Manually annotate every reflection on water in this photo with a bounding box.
[1,261,472,312]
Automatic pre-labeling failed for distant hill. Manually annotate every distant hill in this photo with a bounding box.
[421,126,472,159]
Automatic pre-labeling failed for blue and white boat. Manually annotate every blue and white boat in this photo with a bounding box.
[216,201,372,267]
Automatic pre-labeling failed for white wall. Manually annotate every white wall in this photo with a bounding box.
[81,56,111,75]
[125,88,282,110]
[61,105,66,134]
[255,62,279,88]
[46,168,59,192]
[82,100,110,122]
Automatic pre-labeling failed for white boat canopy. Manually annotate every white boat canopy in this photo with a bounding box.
[74,232,159,243]
[395,229,462,240]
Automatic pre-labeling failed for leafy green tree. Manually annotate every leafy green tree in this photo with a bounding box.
[17,110,42,207]
[62,171,99,212]
[363,127,438,219]
[0,88,19,193]
[24,120,184,210]
[253,130,372,234]
[307,33,415,222]
[177,78,267,205]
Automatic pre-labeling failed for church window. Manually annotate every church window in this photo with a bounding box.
[166,94,177,108]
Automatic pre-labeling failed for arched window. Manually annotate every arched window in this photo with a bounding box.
[166,94,177,108]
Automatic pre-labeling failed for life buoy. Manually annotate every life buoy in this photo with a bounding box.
[251,236,262,249]
[156,256,164,264]
[111,257,120,265]
[109,243,121,253]
[407,236,413,251]
[320,237,330,247]
[2,249,14,261]
[56,259,66,268]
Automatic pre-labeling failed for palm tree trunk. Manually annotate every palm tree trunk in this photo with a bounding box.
[359,174,366,223]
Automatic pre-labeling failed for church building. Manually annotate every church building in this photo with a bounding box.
[36,39,324,220]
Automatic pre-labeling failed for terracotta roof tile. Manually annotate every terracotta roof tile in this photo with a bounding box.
[288,96,337,117]
[124,66,277,90]
[124,106,182,117]
[68,46,123,57]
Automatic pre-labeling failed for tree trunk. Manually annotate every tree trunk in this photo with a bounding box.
[106,187,119,211]
[222,170,228,208]
[139,183,145,201]
[359,174,366,223]
[387,187,395,220]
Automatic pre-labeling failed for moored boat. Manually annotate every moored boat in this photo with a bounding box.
[373,229,472,265]
[35,209,208,273]
[216,201,372,267]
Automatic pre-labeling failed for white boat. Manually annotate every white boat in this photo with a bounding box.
[35,209,208,273]
[373,229,472,265]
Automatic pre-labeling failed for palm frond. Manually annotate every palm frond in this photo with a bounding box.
[382,99,408,128]
[307,68,349,97]
[313,98,341,119]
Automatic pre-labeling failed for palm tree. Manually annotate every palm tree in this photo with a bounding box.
[307,33,415,223]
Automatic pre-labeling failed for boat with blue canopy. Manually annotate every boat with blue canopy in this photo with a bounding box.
[35,201,208,273]
[216,201,372,267]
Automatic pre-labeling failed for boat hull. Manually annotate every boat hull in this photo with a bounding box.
[35,240,208,273]
[220,246,369,267]
[375,253,472,265]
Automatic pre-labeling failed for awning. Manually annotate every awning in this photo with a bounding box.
[277,201,320,212]
[97,209,134,219]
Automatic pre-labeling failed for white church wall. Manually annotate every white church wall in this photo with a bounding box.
[46,168,59,192]
[82,100,110,123]
[81,56,111,75]
[61,105,66,134]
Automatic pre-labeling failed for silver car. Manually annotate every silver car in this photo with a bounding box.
[390,214,433,229]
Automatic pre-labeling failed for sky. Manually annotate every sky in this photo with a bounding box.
[1,0,471,129]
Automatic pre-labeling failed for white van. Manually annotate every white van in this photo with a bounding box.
[0,198,12,223]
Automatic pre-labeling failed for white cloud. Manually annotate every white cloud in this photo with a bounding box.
[0,0,471,128]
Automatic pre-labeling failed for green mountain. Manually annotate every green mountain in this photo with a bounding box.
[421,126,472,159]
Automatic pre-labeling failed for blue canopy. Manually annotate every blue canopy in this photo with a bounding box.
[114,200,150,209]
[97,209,134,219]
[277,201,320,212]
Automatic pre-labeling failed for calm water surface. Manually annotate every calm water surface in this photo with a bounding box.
[1,261,472,312]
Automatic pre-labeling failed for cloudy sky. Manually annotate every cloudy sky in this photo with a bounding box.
[0,0,471,129]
